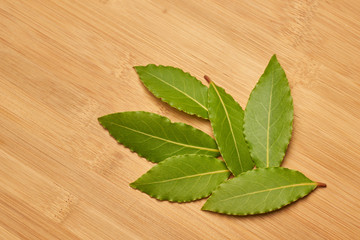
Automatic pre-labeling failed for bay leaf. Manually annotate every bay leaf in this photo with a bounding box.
[98,111,219,163]
[202,167,325,215]
[244,55,293,168]
[134,65,209,119]
[208,80,254,176]
[130,154,230,202]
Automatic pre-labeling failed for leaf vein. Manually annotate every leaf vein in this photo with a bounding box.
[216,182,316,203]
[108,122,219,152]
[211,82,243,172]
[146,72,208,111]
[135,170,230,186]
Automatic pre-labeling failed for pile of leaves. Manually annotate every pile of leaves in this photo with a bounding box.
[98,55,325,216]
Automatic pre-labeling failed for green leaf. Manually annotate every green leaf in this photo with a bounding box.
[134,65,209,119]
[98,111,219,163]
[208,81,254,176]
[130,155,230,202]
[202,167,322,215]
[244,55,293,168]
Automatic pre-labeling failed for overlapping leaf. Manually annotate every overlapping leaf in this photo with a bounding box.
[98,111,219,163]
[202,167,320,215]
[244,55,294,168]
[208,81,254,176]
[134,65,209,119]
[130,155,230,202]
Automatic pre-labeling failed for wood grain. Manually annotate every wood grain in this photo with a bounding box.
[1,0,360,239]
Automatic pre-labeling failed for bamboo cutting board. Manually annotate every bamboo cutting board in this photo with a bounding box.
[1,1,360,239]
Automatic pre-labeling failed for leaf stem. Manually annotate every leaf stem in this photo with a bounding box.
[204,75,212,84]
[316,182,327,188]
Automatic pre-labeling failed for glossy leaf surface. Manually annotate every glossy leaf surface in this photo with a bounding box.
[208,82,254,176]
[98,111,219,163]
[134,65,209,118]
[202,167,318,215]
[130,155,230,202]
[244,55,293,168]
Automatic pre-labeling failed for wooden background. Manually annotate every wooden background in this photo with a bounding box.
[1,0,359,239]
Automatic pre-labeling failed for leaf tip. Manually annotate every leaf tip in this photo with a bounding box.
[201,204,209,211]
[97,116,105,125]
[129,182,137,189]
[133,65,143,73]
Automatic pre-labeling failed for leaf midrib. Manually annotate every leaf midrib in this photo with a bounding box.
[211,82,243,172]
[108,121,219,152]
[217,182,316,203]
[266,74,274,167]
[146,72,208,111]
[134,170,229,185]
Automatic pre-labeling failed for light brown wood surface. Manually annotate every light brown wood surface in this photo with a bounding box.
[1,1,359,239]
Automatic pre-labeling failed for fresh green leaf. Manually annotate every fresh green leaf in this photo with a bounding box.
[130,154,230,202]
[134,65,209,119]
[202,167,322,215]
[208,81,254,176]
[98,111,219,163]
[244,55,293,168]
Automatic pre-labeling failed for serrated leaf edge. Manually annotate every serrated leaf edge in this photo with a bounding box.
[244,54,294,168]
[208,82,251,175]
[201,167,317,215]
[134,65,209,119]
[132,169,229,186]
[130,154,230,203]
[98,111,219,163]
